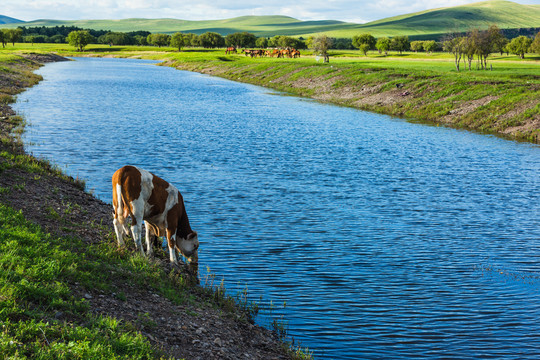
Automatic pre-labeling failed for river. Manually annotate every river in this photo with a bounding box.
[15,57,540,359]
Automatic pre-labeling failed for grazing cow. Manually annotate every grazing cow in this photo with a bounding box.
[225,46,236,54]
[112,165,199,265]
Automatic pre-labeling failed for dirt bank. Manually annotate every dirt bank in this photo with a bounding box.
[0,54,298,359]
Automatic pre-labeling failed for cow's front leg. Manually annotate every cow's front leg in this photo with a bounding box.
[144,221,154,257]
[166,230,178,264]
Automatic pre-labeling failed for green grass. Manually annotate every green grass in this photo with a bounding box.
[0,204,166,359]
[1,0,539,38]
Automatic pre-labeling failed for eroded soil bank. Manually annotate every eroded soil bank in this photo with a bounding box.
[0,54,298,359]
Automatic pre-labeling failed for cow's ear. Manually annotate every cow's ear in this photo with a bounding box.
[187,231,198,240]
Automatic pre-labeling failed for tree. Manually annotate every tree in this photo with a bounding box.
[99,32,133,45]
[352,33,376,52]
[225,32,256,48]
[506,35,533,59]
[410,41,424,52]
[358,43,370,56]
[390,36,410,54]
[444,36,466,71]
[311,34,332,63]
[49,34,65,44]
[461,35,476,71]
[147,33,170,47]
[268,35,299,49]
[423,40,437,54]
[134,35,148,46]
[255,37,268,48]
[376,37,390,55]
[530,31,540,55]
[170,32,185,51]
[183,33,199,47]
[4,28,22,46]
[67,30,94,51]
[332,38,354,50]
[198,32,224,48]
[0,30,6,48]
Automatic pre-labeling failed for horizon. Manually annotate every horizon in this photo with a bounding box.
[3,0,540,25]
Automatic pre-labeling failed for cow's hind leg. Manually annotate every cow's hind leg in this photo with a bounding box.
[113,216,126,247]
[129,198,145,255]
[144,221,154,257]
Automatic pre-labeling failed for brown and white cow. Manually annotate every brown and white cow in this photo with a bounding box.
[112,165,199,264]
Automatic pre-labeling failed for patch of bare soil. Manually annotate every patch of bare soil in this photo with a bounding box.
[0,54,293,360]
[442,95,499,123]
[19,53,71,63]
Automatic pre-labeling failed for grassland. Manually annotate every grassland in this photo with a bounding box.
[2,0,539,39]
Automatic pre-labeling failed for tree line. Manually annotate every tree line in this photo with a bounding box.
[442,25,539,71]
[1,25,539,66]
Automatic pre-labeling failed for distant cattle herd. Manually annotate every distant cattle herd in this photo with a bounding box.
[225,47,301,58]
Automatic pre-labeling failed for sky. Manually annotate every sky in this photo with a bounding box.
[3,0,540,23]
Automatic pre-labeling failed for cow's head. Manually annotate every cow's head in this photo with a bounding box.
[176,231,199,260]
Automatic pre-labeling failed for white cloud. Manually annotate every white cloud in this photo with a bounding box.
[2,0,539,22]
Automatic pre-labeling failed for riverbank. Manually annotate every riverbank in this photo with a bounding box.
[160,52,539,143]
[4,44,539,142]
[0,54,306,359]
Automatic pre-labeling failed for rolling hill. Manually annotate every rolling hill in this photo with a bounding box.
[0,15,353,37]
[0,15,22,24]
[316,0,540,38]
[0,0,538,39]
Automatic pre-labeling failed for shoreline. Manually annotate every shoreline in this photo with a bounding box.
[160,55,540,144]
[0,54,304,359]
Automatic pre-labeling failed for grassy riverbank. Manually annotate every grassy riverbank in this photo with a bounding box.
[8,43,538,143]
[0,54,308,359]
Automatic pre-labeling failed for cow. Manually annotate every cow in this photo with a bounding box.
[112,165,199,265]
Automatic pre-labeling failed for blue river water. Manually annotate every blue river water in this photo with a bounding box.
[14,57,540,359]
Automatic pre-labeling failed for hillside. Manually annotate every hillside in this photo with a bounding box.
[1,15,354,37]
[0,15,22,24]
[319,0,540,38]
[0,0,539,38]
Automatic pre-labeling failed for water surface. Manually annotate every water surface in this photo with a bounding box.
[15,57,540,359]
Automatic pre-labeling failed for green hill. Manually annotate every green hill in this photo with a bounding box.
[3,15,352,36]
[318,0,540,38]
[0,0,539,38]
[0,15,22,24]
